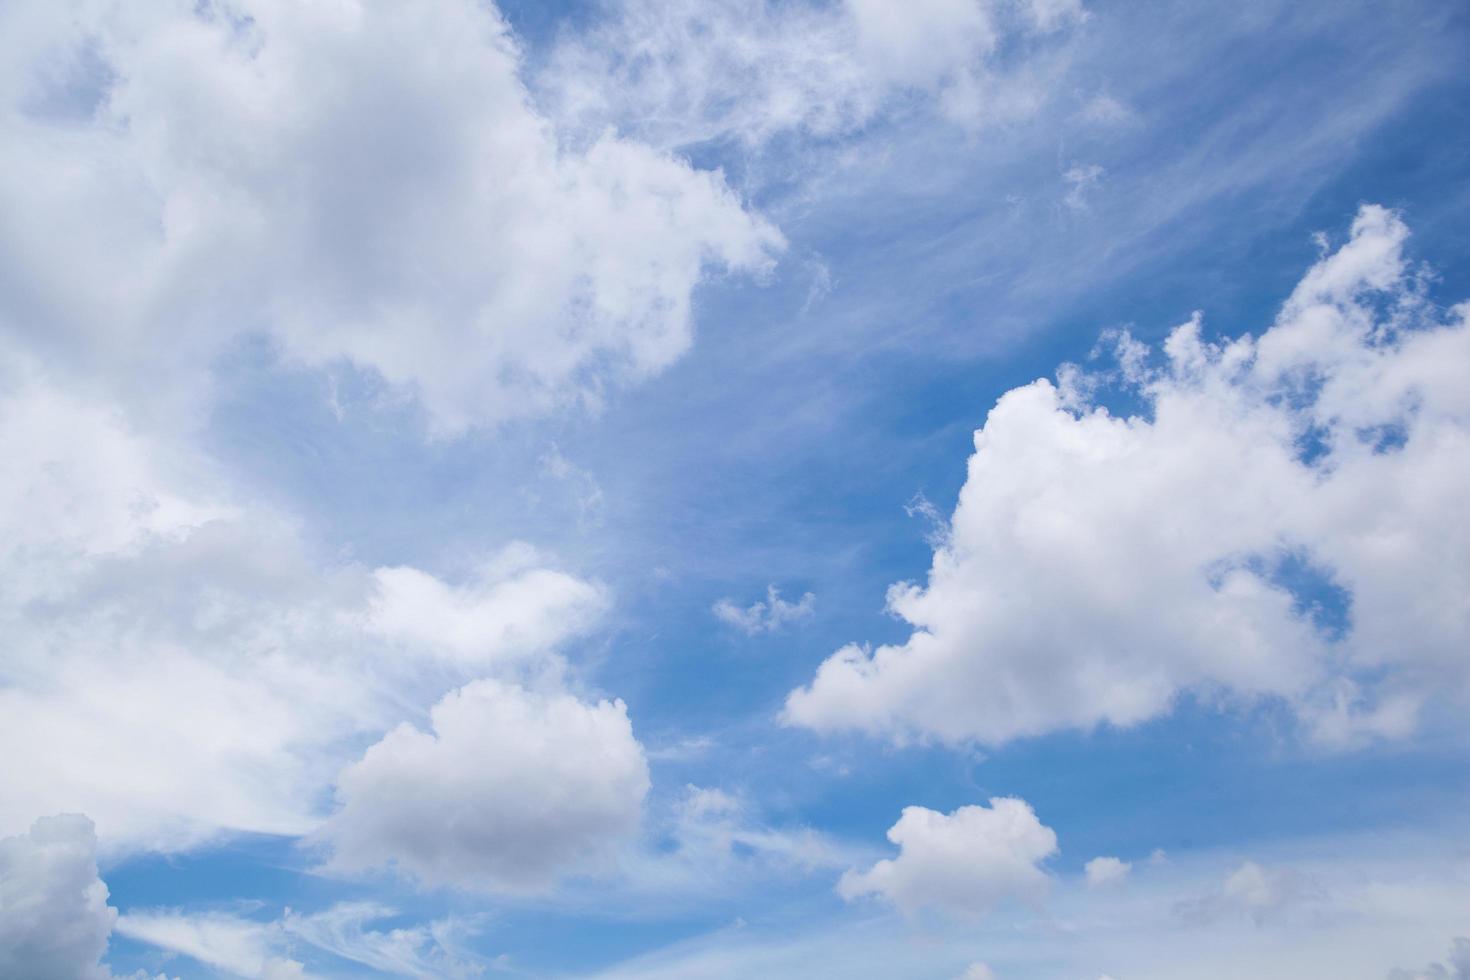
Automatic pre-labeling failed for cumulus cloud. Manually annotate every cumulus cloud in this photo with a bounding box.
[542,0,1086,150]
[322,679,650,892]
[0,355,611,851]
[1084,856,1131,888]
[838,797,1057,918]
[713,585,816,634]
[0,815,116,980]
[786,205,1470,746]
[366,553,608,665]
[0,0,781,432]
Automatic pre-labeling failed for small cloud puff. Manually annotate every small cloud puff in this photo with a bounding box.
[839,797,1057,919]
[1085,855,1132,888]
[714,585,816,635]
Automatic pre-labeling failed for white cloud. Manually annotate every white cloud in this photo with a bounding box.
[542,0,1086,150]
[786,205,1470,746]
[959,964,998,980]
[113,912,289,979]
[0,0,781,432]
[322,678,650,892]
[367,556,607,665]
[118,902,482,979]
[0,815,116,980]
[0,356,611,852]
[713,585,816,634]
[1085,856,1131,888]
[838,797,1057,918]
[662,784,845,875]
[585,822,1470,979]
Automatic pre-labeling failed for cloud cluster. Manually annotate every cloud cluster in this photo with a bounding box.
[0,0,781,432]
[323,679,650,892]
[0,0,806,904]
[0,353,621,858]
[0,815,117,980]
[839,797,1057,918]
[543,0,1086,150]
[787,205,1470,746]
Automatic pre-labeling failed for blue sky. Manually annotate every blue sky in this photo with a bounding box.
[1,1,1468,978]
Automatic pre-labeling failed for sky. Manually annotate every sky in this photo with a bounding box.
[1,1,1468,978]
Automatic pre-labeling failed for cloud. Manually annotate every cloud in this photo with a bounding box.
[0,814,116,980]
[959,964,998,980]
[1390,938,1470,980]
[281,903,484,979]
[0,0,781,432]
[113,912,298,980]
[117,903,483,979]
[0,356,611,852]
[542,0,1087,150]
[1176,860,1324,926]
[367,555,608,665]
[713,585,816,634]
[584,822,1470,979]
[662,784,845,874]
[1084,856,1131,888]
[786,205,1470,746]
[838,797,1057,918]
[1062,162,1105,209]
[321,678,650,892]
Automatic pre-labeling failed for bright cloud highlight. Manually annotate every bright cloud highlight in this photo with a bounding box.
[787,205,1470,746]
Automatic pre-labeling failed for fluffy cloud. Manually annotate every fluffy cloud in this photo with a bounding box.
[0,0,781,432]
[787,205,1470,746]
[713,585,816,634]
[1084,855,1131,888]
[0,815,116,980]
[367,552,608,665]
[322,679,650,892]
[0,355,610,851]
[543,0,1086,149]
[838,797,1057,918]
